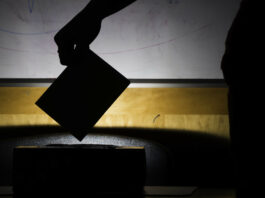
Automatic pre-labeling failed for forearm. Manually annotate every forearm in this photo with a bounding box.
[82,0,137,19]
[54,0,137,65]
[57,0,137,35]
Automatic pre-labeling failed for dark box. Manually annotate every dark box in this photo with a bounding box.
[13,144,146,197]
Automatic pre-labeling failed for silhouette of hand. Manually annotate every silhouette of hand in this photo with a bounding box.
[54,0,136,66]
[54,11,101,66]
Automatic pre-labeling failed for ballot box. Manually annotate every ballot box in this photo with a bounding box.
[13,144,146,197]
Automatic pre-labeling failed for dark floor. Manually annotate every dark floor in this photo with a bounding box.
[0,186,236,198]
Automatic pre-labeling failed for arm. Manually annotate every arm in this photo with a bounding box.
[54,0,136,66]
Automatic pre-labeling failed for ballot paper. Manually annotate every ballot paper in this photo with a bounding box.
[36,50,130,141]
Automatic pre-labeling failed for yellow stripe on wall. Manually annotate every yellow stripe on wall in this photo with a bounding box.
[0,87,228,114]
[0,87,229,138]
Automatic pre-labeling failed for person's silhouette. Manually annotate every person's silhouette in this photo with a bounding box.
[222,0,263,197]
[54,0,263,197]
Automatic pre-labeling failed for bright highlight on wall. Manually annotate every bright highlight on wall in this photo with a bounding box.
[0,0,240,79]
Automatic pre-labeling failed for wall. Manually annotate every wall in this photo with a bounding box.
[0,86,229,138]
[0,0,235,188]
[0,85,232,187]
[0,0,240,79]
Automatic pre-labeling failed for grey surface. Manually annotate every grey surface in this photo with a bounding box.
[0,186,235,198]
[0,0,240,79]
[144,186,197,196]
[0,186,197,196]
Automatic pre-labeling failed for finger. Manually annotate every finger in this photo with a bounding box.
[57,46,75,66]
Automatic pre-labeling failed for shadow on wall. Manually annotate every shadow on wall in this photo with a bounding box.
[0,126,234,187]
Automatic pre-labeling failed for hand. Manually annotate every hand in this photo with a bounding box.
[54,11,101,66]
[54,0,136,66]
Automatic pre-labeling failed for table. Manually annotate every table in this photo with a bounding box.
[0,186,235,198]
